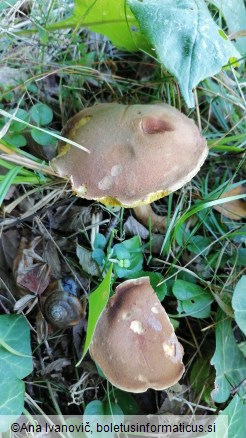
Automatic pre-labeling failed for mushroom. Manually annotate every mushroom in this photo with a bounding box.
[52,103,208,208]
[89,277,185,393]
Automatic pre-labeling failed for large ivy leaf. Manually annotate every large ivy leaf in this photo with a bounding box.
[128,0,240,107]
[84,400,123,438]
[210,310,246,403]
[208,0,246,54]
[0,378,24,431]
[0,315,33,432]
[48,0,149,52]
[201,395,245,438]
[232,276,246,336]
[0,315,32,380]
[220,394,246,438]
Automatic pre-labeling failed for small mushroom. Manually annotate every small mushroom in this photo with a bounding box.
[89,277,184,393]
[52,103,208,208]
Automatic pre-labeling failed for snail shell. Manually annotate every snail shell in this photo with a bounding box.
[42,279,83,328]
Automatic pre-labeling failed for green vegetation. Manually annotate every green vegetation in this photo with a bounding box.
[0,0,245,436]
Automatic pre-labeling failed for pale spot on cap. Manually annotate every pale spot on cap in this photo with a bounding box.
[148,316,162,331]
[151,305,159,314]
[130,320,144,334]
[138,374,148,382]
[98,175,113,191]
[111,164,122,177]
[121,311,131,320]
[163,343,176,357]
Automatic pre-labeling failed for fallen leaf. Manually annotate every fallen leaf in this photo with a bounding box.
[13,237,52,295]
[124,215,149,239]
[76,244,101,277]
[213,185,246,220]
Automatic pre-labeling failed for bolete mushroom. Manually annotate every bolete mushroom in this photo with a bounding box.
[90,277,184,393]
[52,103,208,208]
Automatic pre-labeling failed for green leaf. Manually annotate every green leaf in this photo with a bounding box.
[84,399,123,416]
[113,244,131,260]
[0,378,25,432]
[128,0,240,107]
[7,108,29,133]
[0,166,21,207]
[175,223,191,247]
[77,265,113,364]
[0,315,33,431]
[208,0,246,54]
[92,248,106,267]
[232,276,246,336]
[0,339,31,359]
[0,108,90,153]
[112,236,144,279]
[210,310,246,403]
[94,233,106,250]
[189,356,214,404]
[52,0,149,52]
[173,280,213,318]
[30,128,57,146]
[219,394,246,438]
[238,342,246,357]
[3,133,27,147]
[30,103,53,126]
[187,235,213,255]
[0,315,33,380]
[231,248,246,267]
[110,389,139,415]
[84,400,123,438]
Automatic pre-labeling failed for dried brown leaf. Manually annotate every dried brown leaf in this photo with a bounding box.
[213,185,246,220]
[13,237,51,295]
[124,215,149,239]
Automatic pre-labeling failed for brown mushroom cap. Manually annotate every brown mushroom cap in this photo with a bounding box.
[52,103,208,207]
[89,277,185,393]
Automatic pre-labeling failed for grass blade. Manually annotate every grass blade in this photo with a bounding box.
[0,166,21,207]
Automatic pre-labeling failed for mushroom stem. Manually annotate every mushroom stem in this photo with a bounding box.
[133,205,167,233]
